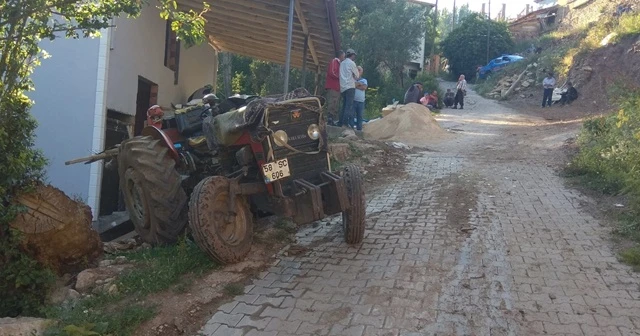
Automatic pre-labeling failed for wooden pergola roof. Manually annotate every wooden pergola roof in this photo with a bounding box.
[178,0,341,71]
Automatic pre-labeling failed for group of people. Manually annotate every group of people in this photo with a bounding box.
[324,49,368,131]
[542,72,579,108]
[403,74,468,110]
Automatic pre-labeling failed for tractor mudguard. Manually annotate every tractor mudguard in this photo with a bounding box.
[141,126,180,162]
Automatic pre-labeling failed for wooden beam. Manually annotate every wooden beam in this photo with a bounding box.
[211,49,219,94]
[213,0,331,23]
[205,23,307,44]
[214,43,305,68]
[212,38,305,61]
[207,36,221,52]
[208,31,309,56]
[294,0,319,66]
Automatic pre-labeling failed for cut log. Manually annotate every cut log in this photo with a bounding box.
[10,184,103,274]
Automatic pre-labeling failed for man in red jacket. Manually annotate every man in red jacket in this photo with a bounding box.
[324,50,345,125]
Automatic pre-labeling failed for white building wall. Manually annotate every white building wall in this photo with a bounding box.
[410,33,427,68]
[106,4,217,115]
[30,37,101,205]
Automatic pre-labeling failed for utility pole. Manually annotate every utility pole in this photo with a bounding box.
[452,0,456,32]
[486,0,491,63]
[430,0,438,72]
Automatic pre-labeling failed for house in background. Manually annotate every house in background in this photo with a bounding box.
[29,0,340,231]
[30,4,218,227]
[508,5,562,41]
[406,0,435,78]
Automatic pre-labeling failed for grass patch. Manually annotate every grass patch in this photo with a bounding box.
[567,88,640,266]
[115,238,218,296]
[223,283,245,296]
[535,11,640,79]
[619,247,640,271]
[45,237,218,336]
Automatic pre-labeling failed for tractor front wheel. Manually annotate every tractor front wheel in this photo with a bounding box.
[118,136,187,245]
[188,176,253,264]
[342,164,366,244]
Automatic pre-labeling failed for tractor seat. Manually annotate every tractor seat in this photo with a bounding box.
[188,135,207,147]
[207,108,247,147]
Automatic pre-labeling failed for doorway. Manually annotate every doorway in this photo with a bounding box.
[99,110,133,216]
[134,76,158,136]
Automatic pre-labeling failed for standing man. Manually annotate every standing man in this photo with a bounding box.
[542,72,556,108]
[453,74,467,110]
[339,48,359,128]
[324,50,345,125]
[353,66,368,131]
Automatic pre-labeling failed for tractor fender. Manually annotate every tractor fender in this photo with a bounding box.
[141,126,180,162]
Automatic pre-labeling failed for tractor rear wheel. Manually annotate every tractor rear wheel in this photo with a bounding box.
[188,176,253,264]
[342,164,366,244]
[118,136,187,245]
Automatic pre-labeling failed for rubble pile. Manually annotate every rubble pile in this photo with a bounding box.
[487,63,539,100]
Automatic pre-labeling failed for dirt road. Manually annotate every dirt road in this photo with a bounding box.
[197,87,640,336]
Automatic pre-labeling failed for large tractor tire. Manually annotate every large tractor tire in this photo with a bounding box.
[188,176,253,264]
[342,164,366,244]
[118,136,187,245]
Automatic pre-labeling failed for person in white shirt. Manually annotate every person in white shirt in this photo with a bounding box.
[453,74,467,109]
[353,66,368,131]
[542,72,556,108]
[338,49,360,128]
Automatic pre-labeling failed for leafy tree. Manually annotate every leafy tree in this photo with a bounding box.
[337,0,427,88]
[0,0,208,317]
[441,13,514,80]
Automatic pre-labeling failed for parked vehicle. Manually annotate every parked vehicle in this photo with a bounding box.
[68,89,365,264]
[477,54,524,79]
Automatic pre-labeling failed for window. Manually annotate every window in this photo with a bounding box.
[164,20,180,84]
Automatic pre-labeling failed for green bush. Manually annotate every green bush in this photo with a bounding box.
[0,231,56,317]
[616,12,640,38]
[567,88,640,232]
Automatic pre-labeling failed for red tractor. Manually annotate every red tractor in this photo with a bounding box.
[112,88,364,264]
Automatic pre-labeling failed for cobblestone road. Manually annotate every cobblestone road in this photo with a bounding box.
[198,89,640,336]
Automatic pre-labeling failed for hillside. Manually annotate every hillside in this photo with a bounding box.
[477,0,640,118]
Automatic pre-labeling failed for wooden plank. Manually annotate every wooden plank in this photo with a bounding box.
[178,2,334,45]
[216,44,305,68]
[294,0,319,66]
[176,0,336,69]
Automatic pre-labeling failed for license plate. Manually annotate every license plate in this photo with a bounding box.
[262,158,291,183]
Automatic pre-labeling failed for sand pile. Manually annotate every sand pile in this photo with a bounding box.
[364,103,450,145]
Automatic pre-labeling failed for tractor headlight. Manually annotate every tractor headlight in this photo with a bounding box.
[273,130,289,147]
[307,124,320,140]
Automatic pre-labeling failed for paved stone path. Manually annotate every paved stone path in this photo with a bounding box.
[198,89,640,336]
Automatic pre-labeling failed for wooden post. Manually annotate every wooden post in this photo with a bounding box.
[301,35,309,88]
[283,0,295,93]
[314,69,321,96]
[212,49,219,94]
